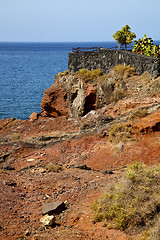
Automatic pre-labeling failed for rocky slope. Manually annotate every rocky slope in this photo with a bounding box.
[0,66,160,239]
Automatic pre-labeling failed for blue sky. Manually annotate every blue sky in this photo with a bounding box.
[0,0,160,42]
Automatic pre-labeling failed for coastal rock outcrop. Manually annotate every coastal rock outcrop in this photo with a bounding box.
[41,74,98,118]
[40,66,138,118]
[41,84,69,117]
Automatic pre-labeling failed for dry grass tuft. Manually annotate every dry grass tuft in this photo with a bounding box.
[57,70,69,77]
[129,108,148,120]
[110,87,126,102]
[109,123,132,144]
[44,164,63,173]
[149,218,160,240]
[92,162,160,232]
[113,64,137,80]
[148,77,160,97]
[77,68,102,83]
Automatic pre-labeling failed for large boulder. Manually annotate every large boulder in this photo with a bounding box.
[41,84,69,117]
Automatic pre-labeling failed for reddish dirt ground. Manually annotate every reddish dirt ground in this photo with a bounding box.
[0,109,160,239]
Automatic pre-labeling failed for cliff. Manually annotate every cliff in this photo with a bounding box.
[0,65,160,239]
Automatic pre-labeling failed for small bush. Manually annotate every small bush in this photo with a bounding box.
[148,78,160,97]
[92,162,160,231]
[8,133,21,141]
[45,164,63,173]
[113,65,137,80]
[109,123,132,143]
[77,68,102,82]
[129,108,148,120]
[98,74,111,85]
[110,87,126,102]
[149,218,160,240]
[57,70,68,77]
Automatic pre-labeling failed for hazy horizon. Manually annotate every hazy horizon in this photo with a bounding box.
[1,0,160,42]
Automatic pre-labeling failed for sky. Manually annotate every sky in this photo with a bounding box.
[0,0,160,42]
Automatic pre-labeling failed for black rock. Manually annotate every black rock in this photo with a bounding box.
[102,170,114,174]
[43,201,66,215]
[73,164,91,170]
[39,226,45,231]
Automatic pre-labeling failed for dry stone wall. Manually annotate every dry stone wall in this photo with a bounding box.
[68,49,160,77]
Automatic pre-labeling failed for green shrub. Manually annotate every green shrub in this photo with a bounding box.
[77,68,102,82]
[92,162,160,231]
[109,123,132,143]
[132,34,160,58]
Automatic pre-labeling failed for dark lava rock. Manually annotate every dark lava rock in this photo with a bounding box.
[73,164,91,170]
[42,201,66,215]
[102,170,114,174]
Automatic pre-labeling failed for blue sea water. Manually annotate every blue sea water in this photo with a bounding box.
[0,42,117,120]
[0,41,159,120]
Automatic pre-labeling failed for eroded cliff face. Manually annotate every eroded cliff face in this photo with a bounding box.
[41,74,97,118]
[40,67,136,119]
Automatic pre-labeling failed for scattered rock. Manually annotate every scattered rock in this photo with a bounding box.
[102,170,114,174]
[25,230,31,236]
[39,136,52,141]
[0,225,3,231]
[27,159,35,162]
[4,180,17,186]
[0,153,10,161]
[4,166,15,170]
[30,112,39,120]
[42,201,66,215]
[39,226,45,231]
[40,214,55,227]
[73,164,91,170]
[133,110,160,133]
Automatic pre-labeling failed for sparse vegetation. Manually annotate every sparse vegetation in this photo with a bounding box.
[10,132,21,140]
[110,87,126,102]
[44,164,63,173]
[113,64,137,80]
[129,108,148,120]
[57,70,69,77]
[4,133,21,142]
[148,77,160,97]
[98,65,137,103]
[98,74,110,85]
[149,218,160,240]
[109,123,132,143]
[77,68,102,83]
[92,162,160,233]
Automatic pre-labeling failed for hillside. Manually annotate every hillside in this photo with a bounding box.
[0,65,160,239]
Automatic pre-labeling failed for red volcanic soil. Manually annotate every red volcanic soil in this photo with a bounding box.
[0,72,160,239]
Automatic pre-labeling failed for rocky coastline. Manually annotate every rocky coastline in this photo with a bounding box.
[0,65,160,239]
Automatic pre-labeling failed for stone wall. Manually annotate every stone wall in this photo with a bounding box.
[68,49,160,76]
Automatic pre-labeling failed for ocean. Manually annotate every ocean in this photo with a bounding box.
[0,41,159,120]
